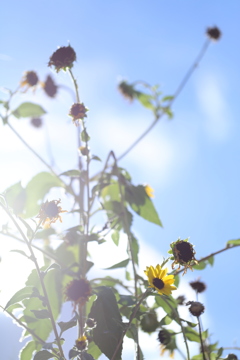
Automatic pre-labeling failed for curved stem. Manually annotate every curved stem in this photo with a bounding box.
[0,203,65,359]
[117,38,211,162]
[111,289,150,360]
[161,295,190,360]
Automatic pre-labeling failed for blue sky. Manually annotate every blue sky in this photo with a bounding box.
[1,1,240,359]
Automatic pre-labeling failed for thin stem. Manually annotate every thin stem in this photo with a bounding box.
[111,289,150,360]
[162,296,190,360]
[198,316,206,360]
[117,38,211,162]
[7,122,59,178]
[0,203,65,359]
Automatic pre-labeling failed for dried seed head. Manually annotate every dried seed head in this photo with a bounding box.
[169,238,198,274]
[69,103,88,125]
[187,301,205,317]
[206,26,221,41]
[157,329,171,345]
[48,45,76,72]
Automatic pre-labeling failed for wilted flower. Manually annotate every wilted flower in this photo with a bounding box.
[189,279,206,293]
[43,75,58,98]
[69,103,88,125]
[226,354,238,360]
[144,264,177,296]
[157,329,175,358]
[75,335,88,351]
[169,238,198,274]
[206,26,221,41]
[48,45,76,72]
[20,71,39,90]
[65,278,92,309]
[186,301,205,317]
[30,117,43,128]
[144,184,154,198]
[36,199,67,226]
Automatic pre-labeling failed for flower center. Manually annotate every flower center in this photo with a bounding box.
[45,202,59,217]
[153,278,164,290]
[176,242,194,262]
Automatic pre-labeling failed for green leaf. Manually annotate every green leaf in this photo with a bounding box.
[12,102,46,119]
[159,314,172,325]
[184,327,200,342]
[105,258,129,270]
[5,286,33,309]
[89,287,123,360]
[111,230,119,246]
[118,295,135,306]
[136,93,154,110]
[193,261,207,270]
[5,303,23,313]
[31,309,51,319]
[69,349,80,359]
[162,95,174,102]
[125,185,162,226]
[58,316,77,335]
[126,324,144,360]
[180,318,197,327]
[208,256,214,266]
[88,339,102,359]
[82,353,95,360]
[59,169,81,177]
[24,172,64,218]
[81,128,90,142]
[10,249,29,258]
[216,347,223,359]
[33,350,57,360]
[131,235,139,265]
[227,238,240,246]
[18,216,34,238]
[91,155,102,162]
[20,341,40,360]
[4,181,26,215]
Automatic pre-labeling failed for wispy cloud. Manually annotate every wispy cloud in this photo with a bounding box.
[196,72,232,141]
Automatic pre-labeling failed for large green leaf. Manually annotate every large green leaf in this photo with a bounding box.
[226,238,240,246]
[12,102,46,119]
[125,185,162,226]
[24,172,64,218]
[33,350,57,360]
[89,287,123,360]
[20,340,41,360]
[5,286,33,309]
[105,258,129,270]
[4,181,26,215]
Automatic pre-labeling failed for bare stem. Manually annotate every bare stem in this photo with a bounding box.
[198,316,206,360]
[0,203,65,359]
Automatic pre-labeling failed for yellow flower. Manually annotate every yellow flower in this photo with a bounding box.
[144,264,177,296]
[144,184,154,198]
[75,335,88,351]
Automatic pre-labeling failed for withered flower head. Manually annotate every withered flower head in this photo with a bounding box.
[140,310,158,333]
[186,301,205,317]
[20,71,39,90]
[65,278,92,308]
[43,75,58,98]
[157,329,175,358]
[206,26,221,41]
[36,199,67,226]
[118,81,136,101]
[69,103,88,125]
[169,238,198,275]
[86,318,96,329]
[189,279,206,293]
[30,117,43,128]
[48,45,76,72]
[226,354,238,360]
[75,335,88,351]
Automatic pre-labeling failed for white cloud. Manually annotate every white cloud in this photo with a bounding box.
[196,72,232,141]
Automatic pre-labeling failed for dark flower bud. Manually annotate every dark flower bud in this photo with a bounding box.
[30,117,42,128]
[48,45,76,72]
[118,81,136,101]
[206,27,221,41]
[69,103,88,126]
[43,75,58,98]
[226,354,238,360]
[189,280,206,293]
[157,329,171,345]
[20,71,39,90]
[176,295,186,305]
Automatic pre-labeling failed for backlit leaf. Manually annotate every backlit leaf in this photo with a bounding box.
[12,102,46,119]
